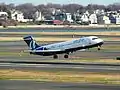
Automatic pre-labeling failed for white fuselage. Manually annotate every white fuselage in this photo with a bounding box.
[40,36,103,50]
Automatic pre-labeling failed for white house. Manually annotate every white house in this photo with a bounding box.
[65,13,73,23]
[103,15,111,24]
[11,10,26,22]
[84,11,90,16]
[116,14,120,24]
[34,11,44,21]
[81,14,89,22]
[0,12,8,16]
[89,14,97,24]
[0,12,8,20]
[116,17,120,24]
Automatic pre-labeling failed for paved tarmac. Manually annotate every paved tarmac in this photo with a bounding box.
[0,62,120,73]
[0,80,120,90]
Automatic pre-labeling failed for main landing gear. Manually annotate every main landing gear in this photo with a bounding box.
[53,54,58,59]
[64,54,69,58]
[53,54,69,59]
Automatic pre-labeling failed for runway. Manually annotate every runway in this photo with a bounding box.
[0,62,120,73]
[0,80,120,90]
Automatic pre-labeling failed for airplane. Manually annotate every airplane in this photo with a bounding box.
[23,35,104,59]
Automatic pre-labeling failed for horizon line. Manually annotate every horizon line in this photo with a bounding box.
[0,2,120,6]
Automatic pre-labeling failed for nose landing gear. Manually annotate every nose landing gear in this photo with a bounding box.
[98,46,101,50]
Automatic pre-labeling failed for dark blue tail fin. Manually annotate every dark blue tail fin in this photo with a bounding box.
[23,36,40,50]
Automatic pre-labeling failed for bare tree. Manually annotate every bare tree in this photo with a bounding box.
[0,3,12,18]
[62,4,83,14]
[16,3,36,19]
[107,3,120,11]
[46,3,61,9]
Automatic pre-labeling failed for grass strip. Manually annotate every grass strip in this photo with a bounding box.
[0,69,119,85]
[1,31,120,36]
[0,37,72,41]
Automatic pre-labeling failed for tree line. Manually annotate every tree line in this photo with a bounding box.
[0,3,120,19]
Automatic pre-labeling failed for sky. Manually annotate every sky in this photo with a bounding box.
[0,0,119,6]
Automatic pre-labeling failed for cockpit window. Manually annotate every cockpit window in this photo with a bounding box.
[92,38,98,40]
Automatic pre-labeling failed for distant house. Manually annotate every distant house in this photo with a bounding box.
[116,17,120,24]
[89,14,97,24]
[11,10,26,22]
[97,15,104,24]
[84,11,90,16]
[65,13,73,23]
[95,9,105,15]
[109,14,116,24]
[116,14,120,24]
[44,15,54,20]
[81,14,89,24]
[103,16,111,24]
[34,11,44,21]
[55,13,66,21]
[0,12,8,20]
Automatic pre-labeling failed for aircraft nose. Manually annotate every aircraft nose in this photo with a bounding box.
[98,39,104,45]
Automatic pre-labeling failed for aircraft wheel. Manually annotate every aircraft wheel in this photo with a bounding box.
[98,48,100,50]
[53,54,58,59]
[98,46,101,50]
[64,54,69,58]
[30,52,33,54]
